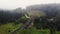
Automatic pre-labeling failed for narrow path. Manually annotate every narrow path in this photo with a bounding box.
[9,19,32,34]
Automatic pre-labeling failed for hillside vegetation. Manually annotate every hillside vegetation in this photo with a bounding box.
[0,23,60,34]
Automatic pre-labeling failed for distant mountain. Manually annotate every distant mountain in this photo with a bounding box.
[26,4,60,18]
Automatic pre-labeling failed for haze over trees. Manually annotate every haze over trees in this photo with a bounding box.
[0,4,60,33]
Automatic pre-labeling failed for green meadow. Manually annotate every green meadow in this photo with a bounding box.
[0,23,60,34]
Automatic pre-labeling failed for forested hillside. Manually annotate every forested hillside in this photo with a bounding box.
[0,4,60,34]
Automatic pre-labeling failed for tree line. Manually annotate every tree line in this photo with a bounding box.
[0,4,60,31]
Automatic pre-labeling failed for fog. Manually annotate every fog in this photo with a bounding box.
[0,0,60,9]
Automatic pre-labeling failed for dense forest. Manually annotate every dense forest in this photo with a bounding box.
[0,4,60,34]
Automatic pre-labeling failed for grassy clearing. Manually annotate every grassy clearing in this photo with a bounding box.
[0,23,60,34]
[56,31,60,34]
[16,28,50,34]
[0,23,22,34]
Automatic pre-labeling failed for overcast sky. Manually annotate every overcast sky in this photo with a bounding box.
[0,0,60,9]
